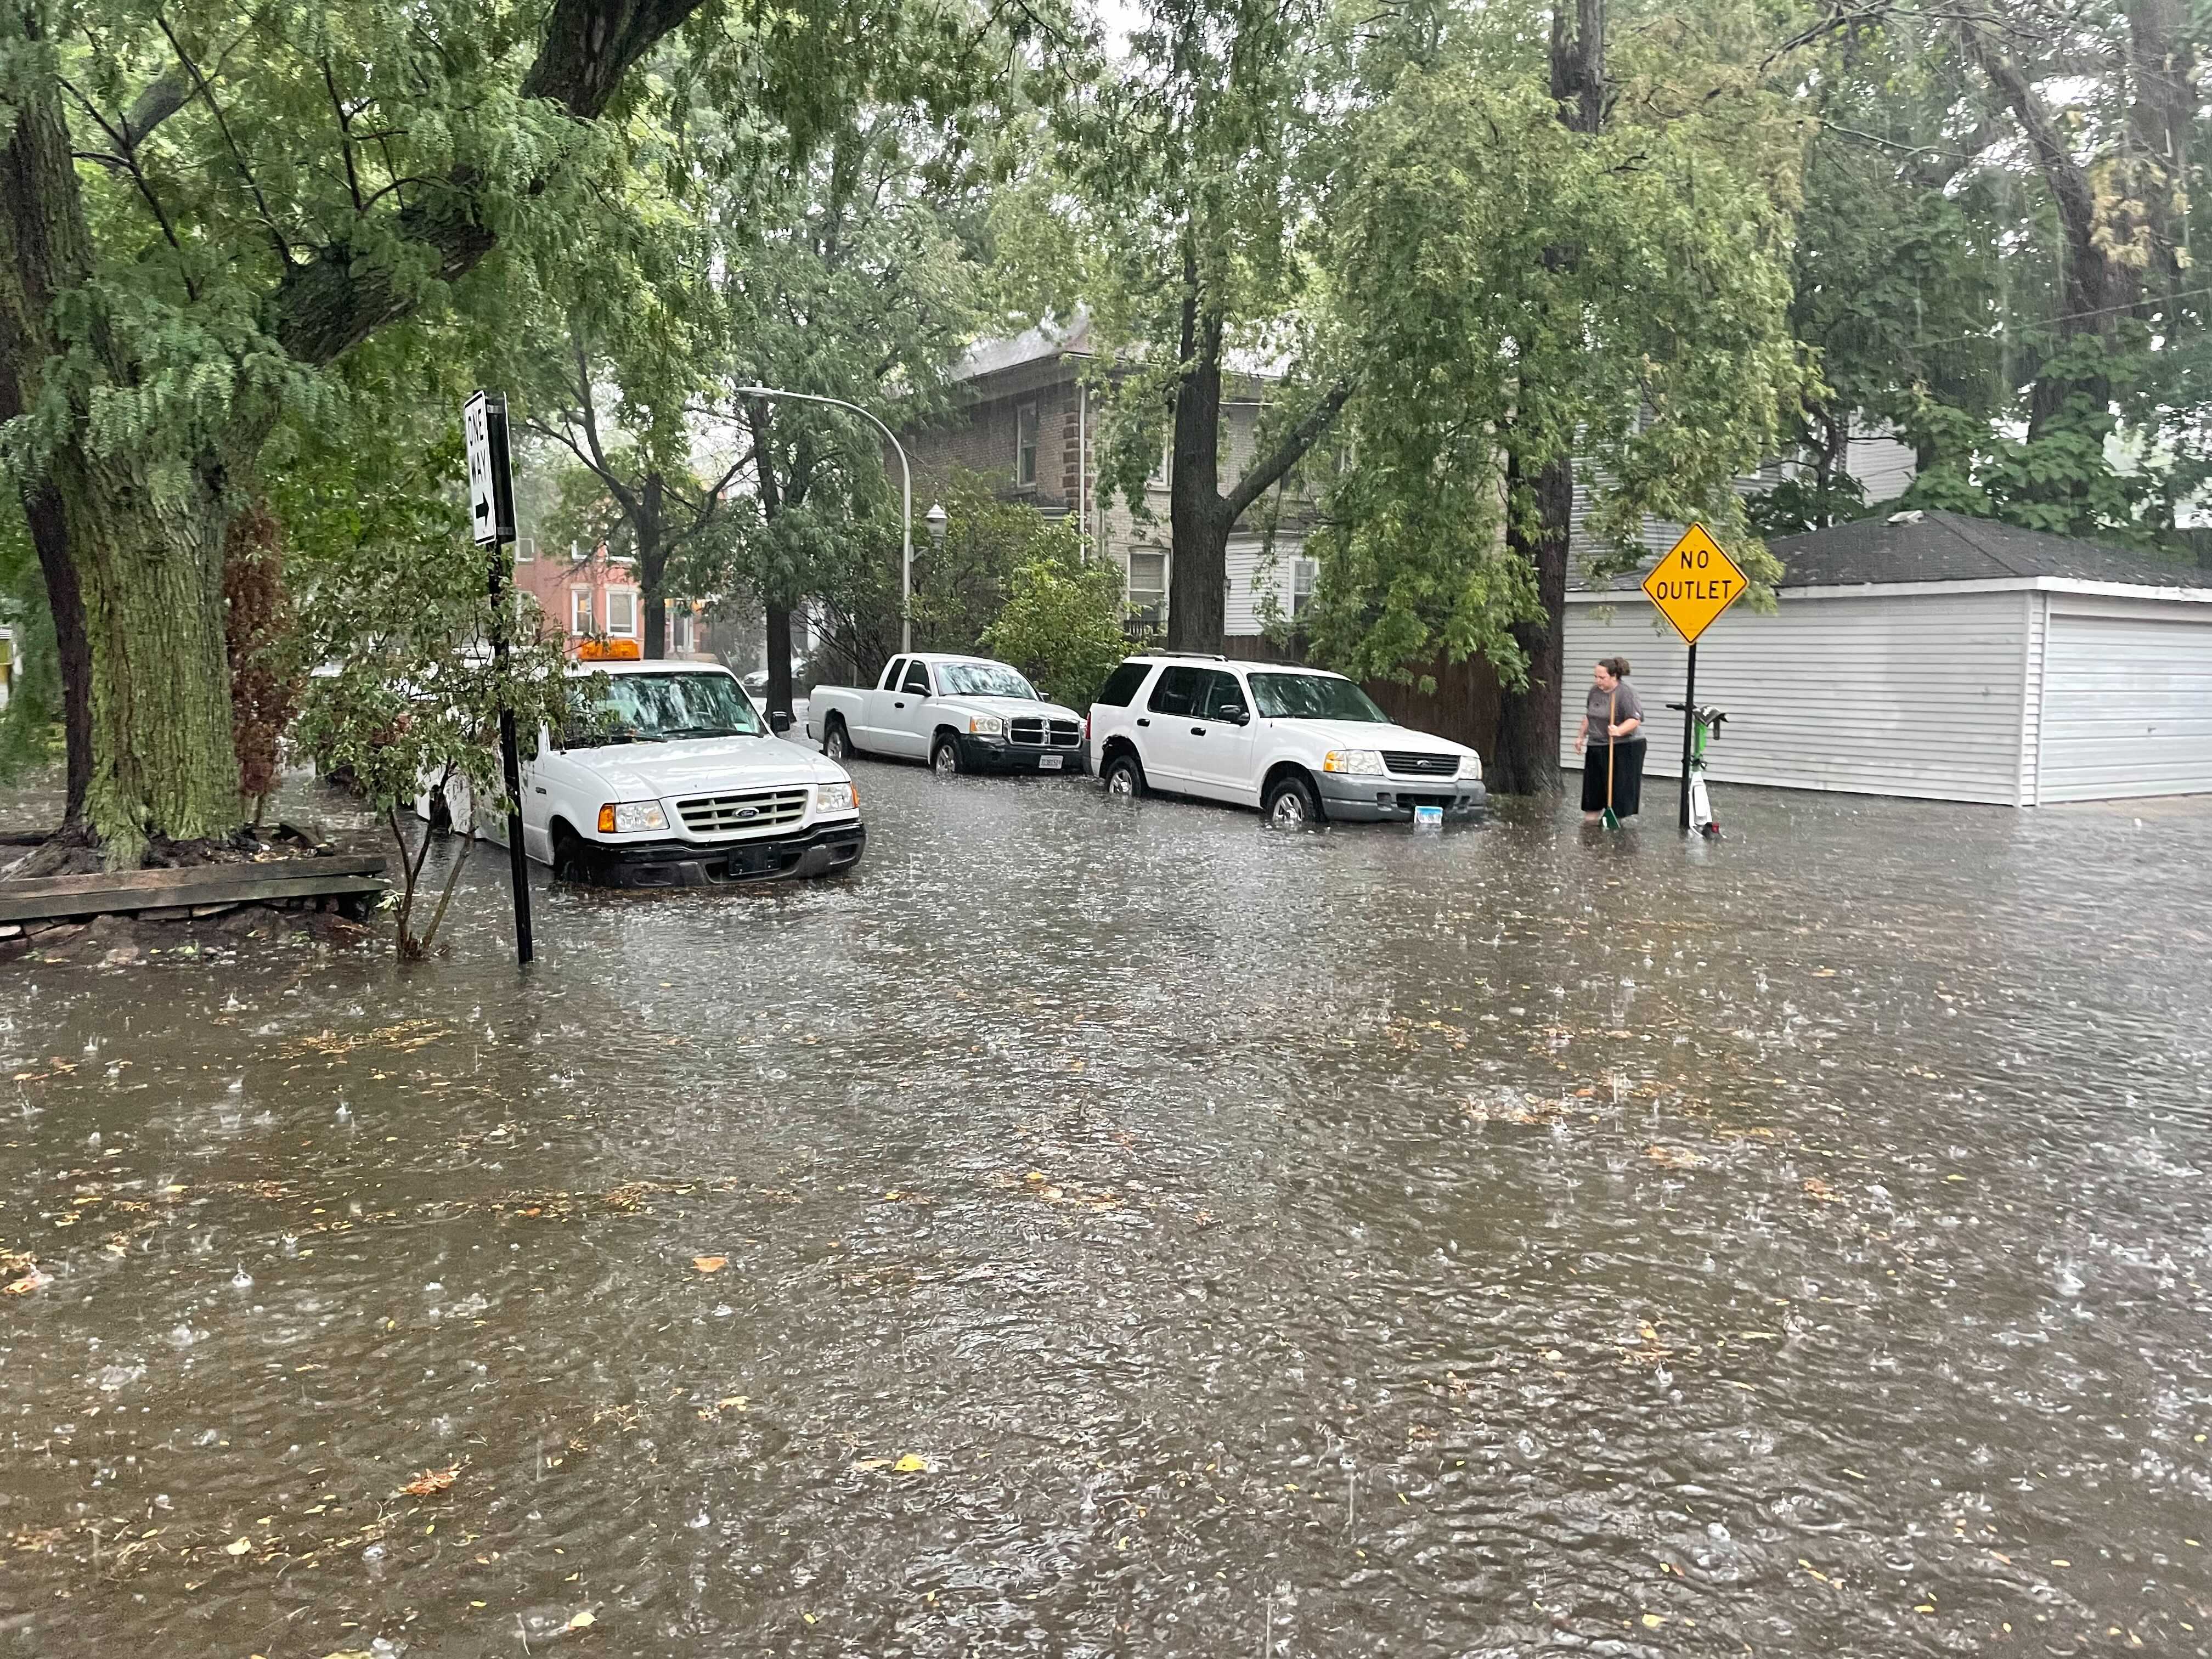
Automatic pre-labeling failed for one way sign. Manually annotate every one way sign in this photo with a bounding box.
[463,390,517,548]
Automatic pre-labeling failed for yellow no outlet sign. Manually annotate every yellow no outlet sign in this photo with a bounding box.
[1642,524,1747,646]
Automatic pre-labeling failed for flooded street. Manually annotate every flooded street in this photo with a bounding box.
[5,755,2210,1657]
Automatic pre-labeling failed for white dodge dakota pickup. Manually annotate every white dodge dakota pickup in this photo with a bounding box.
[427,660,865,888]
[805,652,1088,776]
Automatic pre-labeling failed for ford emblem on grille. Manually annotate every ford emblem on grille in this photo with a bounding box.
[734,806,760,820]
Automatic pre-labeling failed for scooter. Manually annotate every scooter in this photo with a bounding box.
[1664,701,1728,838]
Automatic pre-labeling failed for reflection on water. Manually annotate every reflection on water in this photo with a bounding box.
[3,764,2209,1656]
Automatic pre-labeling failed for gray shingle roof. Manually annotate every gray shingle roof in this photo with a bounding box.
[1572,510,2206,592]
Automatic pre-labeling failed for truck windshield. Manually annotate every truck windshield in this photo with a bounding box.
[938,662,1039,699]
[1248,673,1389,723]
[579,672,766,742]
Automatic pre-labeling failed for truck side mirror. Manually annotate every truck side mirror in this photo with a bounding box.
[769,710,793,735]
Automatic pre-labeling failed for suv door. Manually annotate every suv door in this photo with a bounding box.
[887,658,934,757]
[1184,669,1257,803]
[1142,665,1206,787]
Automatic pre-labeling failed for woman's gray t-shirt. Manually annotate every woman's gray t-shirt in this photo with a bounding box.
[1585,680,1644,747]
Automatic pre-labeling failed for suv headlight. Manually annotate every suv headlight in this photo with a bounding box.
[1458,752,1483,780]
[598,801,668,833]
[815,781,857,813]
[1322,748,1385,775]
[968,715,1006,737]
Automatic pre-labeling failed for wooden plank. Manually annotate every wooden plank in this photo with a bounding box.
[0,869,387,926]
[0,855,383,902]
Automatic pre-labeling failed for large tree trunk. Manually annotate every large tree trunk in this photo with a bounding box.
[1491,454,1572,795]
[1166,303,1231,652]
[63,447,240,855]
[764,602,795,719]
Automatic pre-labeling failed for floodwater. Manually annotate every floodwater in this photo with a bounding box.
[3,754,2210,1657]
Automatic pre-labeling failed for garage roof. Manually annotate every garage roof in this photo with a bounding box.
[1767,511,2203,590]
[1572,510,2205,594]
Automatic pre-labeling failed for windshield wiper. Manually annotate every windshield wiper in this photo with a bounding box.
[664,725,743,739]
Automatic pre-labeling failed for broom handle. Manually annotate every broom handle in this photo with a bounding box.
[1606,690,1617,808]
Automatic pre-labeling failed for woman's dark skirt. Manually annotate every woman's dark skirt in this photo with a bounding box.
[1582,739,1647,817]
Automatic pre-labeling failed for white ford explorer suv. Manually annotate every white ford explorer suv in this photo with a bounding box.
[435,660,865,888]
[1087,654,1487,827]
[806,652,1088,776]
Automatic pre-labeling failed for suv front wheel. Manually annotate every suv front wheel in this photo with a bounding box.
[1263,772,1322,828]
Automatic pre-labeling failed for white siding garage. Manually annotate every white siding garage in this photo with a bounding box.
[1558,512,2212,808]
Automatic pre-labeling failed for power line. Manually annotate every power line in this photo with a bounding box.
[1886,283,2212,356]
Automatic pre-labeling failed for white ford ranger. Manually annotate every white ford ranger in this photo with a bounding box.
[431,661,865,888]
[806,652,1088,777]
[1087,654,1487,827]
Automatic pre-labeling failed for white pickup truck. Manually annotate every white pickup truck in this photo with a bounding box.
[427,660,865,888]
[805,652,1088,777]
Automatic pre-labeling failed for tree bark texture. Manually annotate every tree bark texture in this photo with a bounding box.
[764,602,795,719]
[1490,453,1572,795]
[21,481,91,823]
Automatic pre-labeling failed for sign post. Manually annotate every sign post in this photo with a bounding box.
[1640,524,1747,832]
[464,391,533,966]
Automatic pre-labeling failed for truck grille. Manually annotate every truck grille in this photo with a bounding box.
[1012,718,1083,748]
[1383,751,1458,778]
[676,787,809,835]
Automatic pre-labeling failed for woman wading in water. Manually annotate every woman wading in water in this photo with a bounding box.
[1573,657,1644,823]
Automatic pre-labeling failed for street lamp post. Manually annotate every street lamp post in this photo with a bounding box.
[736,386,923,654]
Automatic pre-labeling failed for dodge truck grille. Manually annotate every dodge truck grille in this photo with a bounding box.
[1012,718,1083,748]
[1383,751,1459,778]
[676,787,809,835]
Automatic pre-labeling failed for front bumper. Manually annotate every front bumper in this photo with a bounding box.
[958,735,1089,775]
[1316,774,1489,823]
[570,819,866,888]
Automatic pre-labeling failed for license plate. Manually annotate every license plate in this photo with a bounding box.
[1413,804,1444,828]
[1037,754,1064,770]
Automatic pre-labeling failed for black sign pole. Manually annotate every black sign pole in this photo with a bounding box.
[479,393,533,966]
[1678,640,1698,833]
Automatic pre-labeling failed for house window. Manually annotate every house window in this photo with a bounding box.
[570,588,594,635]
[605,589,638,638]
[1127,551,1167,627]
[672,606,694,654]
[1292,558,1318,619]
[1015,402,1039,488]
[1149,432,1172,489]
[514,537,535,562]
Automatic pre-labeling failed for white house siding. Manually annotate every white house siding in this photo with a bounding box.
[1223,535,1305,635]
[1559,590,2032,805]
[2036,598,2212,802]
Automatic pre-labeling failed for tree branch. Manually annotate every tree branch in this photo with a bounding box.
[158,12,291,263]
[1224,382,1352,521]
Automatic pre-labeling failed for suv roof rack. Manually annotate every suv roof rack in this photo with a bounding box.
[1147,650,1228,661]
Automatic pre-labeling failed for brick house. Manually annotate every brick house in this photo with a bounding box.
[510,539,720,659]
[895,315,1321,639]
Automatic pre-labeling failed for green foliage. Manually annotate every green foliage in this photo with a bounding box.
[980,548,1134,709]
[1305,0,1804,687]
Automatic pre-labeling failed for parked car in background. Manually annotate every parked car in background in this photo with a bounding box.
[806,653,1089,776]
[425,661,864,887]
[1087,654,1487,827]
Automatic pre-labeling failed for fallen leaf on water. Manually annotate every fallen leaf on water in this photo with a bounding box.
[1643,1144,1702,1170]
[692,1256,727,1274]
[1641,1613,1665,1628]
[397,1462,460,1498]
[1802,1178,1841,1204]
[223,1536,253,1555]
[566,1608,596,1630]
[893,1453,930,1474]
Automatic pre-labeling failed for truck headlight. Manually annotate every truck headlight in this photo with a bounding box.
[1322,748,1384,775]
[597,801,667,833]
[968,715,1006,737]
[1458,752,1483,781]
[815,781,857,812]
